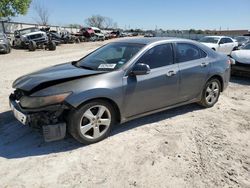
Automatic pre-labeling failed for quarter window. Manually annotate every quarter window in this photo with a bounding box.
[176,43,201,63]
[137,44,174,69]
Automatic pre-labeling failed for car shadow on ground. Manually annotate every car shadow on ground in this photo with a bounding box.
[230,75,250,85]
[0,103,202,159]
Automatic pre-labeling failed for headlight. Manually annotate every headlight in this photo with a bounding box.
[20,92,71,108]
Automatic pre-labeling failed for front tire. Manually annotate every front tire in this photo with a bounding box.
[28,41,36,51]
[68,100,116,144]
[47,41,56,51]
[199,79,221,108]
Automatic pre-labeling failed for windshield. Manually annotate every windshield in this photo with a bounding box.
[235,36,250,42]
[19,28,40,35]
[0,33,4,39]
[199,37,220,44]
[235,37,247,42]
[242,43,250,50]
[94,30,101,33]
[76,42,144,71]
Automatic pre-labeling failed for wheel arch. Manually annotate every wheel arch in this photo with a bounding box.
[72,97,121,123]
[207,74,224,92]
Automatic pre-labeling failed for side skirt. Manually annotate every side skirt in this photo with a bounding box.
[120,98,200,124]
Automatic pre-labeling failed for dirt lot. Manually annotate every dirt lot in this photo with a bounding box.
[0,39,250,188]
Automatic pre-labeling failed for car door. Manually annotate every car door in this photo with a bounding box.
[218,38,228,54]
[225,38,235,54]
[175,43,210,102]
[123,43,180,118]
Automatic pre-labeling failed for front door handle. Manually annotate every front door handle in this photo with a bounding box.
[200,62,209,67]
[166,70,177,77]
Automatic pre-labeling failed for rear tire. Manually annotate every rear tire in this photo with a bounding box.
[68,100,116,144]
[199,79,221,108]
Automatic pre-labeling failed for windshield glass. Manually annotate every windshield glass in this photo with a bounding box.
[94,30,101,33]
[0,33,4,39]
[235,37,248,42]
[199,37,220,44]
[77,42,144,71]
[242,43,250,50]
[19,28,40,35]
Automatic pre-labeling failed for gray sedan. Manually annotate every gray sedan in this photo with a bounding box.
[9,37,231,144]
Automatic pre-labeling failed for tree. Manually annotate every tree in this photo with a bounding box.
[33,0,50,25]
[85,15,105,28]
[85,15,117,29]
[0,0,32,18]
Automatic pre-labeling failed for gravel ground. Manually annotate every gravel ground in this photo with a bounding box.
[0,39,250,188]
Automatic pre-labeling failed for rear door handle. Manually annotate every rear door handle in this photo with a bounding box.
[200,62,209,67]
[166,70,177,77]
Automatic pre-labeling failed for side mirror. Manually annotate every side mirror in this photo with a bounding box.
[131,63,150,76]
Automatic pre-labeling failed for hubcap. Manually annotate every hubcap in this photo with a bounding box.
[79,105,111,139]
[205,81,219,105]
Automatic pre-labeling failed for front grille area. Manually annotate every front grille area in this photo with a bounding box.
[27,34,43,40]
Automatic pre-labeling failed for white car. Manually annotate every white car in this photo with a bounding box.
[200,36,238,55]
[91,27,105,41]
[231,43,250,76]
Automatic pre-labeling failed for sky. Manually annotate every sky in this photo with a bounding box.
[14,0,250,30]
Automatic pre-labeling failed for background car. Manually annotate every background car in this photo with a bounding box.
[91,27,105,41]
[234,36,250,47]
[200,36,238,55]
[9,38,230,144]
[231,43,250,76]
[0,32,11,54]
[13,27,56,51]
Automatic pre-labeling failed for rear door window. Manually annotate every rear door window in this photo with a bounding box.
[176,43,202,63]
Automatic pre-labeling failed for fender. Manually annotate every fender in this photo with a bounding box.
[65,87,123,109]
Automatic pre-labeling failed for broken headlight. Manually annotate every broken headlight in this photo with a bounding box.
[20,92,72,108]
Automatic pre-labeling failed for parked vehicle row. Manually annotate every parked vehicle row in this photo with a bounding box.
[0,27,138,54]
[199,36,250,76]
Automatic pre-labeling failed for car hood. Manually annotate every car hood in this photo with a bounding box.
[231,50,250,64]
[95,33,104,37]
[23,31,46,37]
[201,42,218,48]
[13,62,105,92]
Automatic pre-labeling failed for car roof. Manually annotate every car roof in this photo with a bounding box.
[91,27,101,30]
[203,36,231,38]
[113,37,193,45]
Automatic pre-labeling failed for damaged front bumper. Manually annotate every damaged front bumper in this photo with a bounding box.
[9,95,69,142]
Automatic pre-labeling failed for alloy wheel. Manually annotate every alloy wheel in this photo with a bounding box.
[205,81,219,105]
[79,105,111,139]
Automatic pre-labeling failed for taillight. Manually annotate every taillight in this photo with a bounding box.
[228,58,235,65]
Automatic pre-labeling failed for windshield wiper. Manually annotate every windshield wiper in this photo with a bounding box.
[72,61,95,70]
[79,65,95,70]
